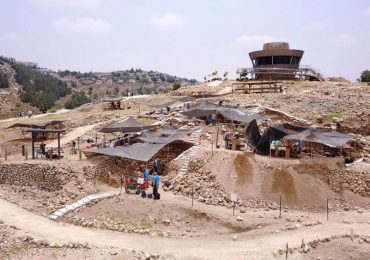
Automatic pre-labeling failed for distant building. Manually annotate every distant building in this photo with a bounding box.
[248,42,304,80]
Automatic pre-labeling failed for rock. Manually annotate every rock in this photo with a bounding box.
[163,219,171,226]
[236,216,244,222]
[239,208,246,213]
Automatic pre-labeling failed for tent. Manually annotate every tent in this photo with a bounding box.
[147,96,196,108]
[100,117,155,133]
[182,101,268,124]
[7,120,65,129]
[138,125,200,144]
[245,122,354,155]
[86,143,167,162]
[284,129,353,148]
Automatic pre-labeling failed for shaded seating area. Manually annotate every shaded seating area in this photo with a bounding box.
[101,96,126,110]
[85,124,198,162]
[100,116,155,134]
[182,101,269,124]
[245,120,354,157]
[26,129,65,159]
[7,120,65,130]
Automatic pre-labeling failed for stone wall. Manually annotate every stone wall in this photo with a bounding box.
[325,170,370,197]
[0,163,66,191]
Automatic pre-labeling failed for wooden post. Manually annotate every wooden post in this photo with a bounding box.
[31,133,35,159]
[79,149,82,160]
[327,198,329,221]
[286,243,288,259]
[25,149,28,160]
[211,136,214,157]
[192,181,194,207]
[4,149,7,161]
[22,145,25,156]
[77,136,80,149]
[233,201,236,216]
[279,193,282,218]
[57,133,61,159]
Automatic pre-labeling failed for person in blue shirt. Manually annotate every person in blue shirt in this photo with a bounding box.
[152,171,160,197]
[143,168,150,180]
[153,158,159,173]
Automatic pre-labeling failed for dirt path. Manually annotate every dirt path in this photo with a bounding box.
[47,124,98,147]
[1,198,369,259]
[0,109,70,123]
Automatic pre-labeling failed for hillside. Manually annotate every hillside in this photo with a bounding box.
[0,56,198,118]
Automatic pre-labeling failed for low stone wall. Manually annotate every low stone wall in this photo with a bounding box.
[0,163,65,191]
[325,170,370,197]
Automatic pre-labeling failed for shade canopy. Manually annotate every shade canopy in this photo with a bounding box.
[87,140,193,162]
[245,122,354,155]
[147,96,196,108]
[7,120,65,129]
[101,96,126,102]
[182,101,269,124]
[138,125,199,144]
[100,117,155,133]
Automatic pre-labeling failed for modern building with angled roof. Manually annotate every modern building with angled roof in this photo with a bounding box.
[248,42,304,80]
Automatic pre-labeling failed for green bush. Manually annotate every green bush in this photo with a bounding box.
[0,72,9,88]
[65,91,90,109]
[172,82,181,91]
[360,70,370,82]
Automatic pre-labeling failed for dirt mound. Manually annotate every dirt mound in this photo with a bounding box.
[234,154,254,185]
[262,167,332,209]
[293,157,343,175]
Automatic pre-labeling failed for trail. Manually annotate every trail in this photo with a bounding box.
[47,124,98,147]
[0,109,70,123]
[0,198,369,260]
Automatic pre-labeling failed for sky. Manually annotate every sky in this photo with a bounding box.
[0,0,369,81]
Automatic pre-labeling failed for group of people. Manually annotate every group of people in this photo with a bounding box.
[223,131,240,149]
[18,110,33,118]
[121,158,162,200]
[110,100,123,110]
[113,136,131,147]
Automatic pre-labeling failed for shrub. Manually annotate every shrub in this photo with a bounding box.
[172,82,181,91]
[0,72,9,88]
[64,91,90,109]
[360,70,370,82]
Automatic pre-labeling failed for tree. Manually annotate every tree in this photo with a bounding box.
[64,91,91,109]
[211,71,218,76]
[88,86,93,96]
[223,71,228,80]
[360,70,370,82]
[172,81,181,91]
[0,73,9,88]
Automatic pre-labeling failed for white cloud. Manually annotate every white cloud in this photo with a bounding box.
[307,21,326,31]
[366,6,370,15]
[333,34,358,44]
[0,33,30,42]
[32,0,100,9]
[52,17,113,34]
[232,35,284,48]
[149,14,187,29]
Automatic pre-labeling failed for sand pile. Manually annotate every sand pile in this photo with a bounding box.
[261,167,333,209]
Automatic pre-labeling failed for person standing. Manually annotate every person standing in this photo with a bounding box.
[143,168,150,189]
[153,158,159,173]
[152,172,160,198]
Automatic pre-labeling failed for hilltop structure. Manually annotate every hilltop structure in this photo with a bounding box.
[237,42,321,81]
